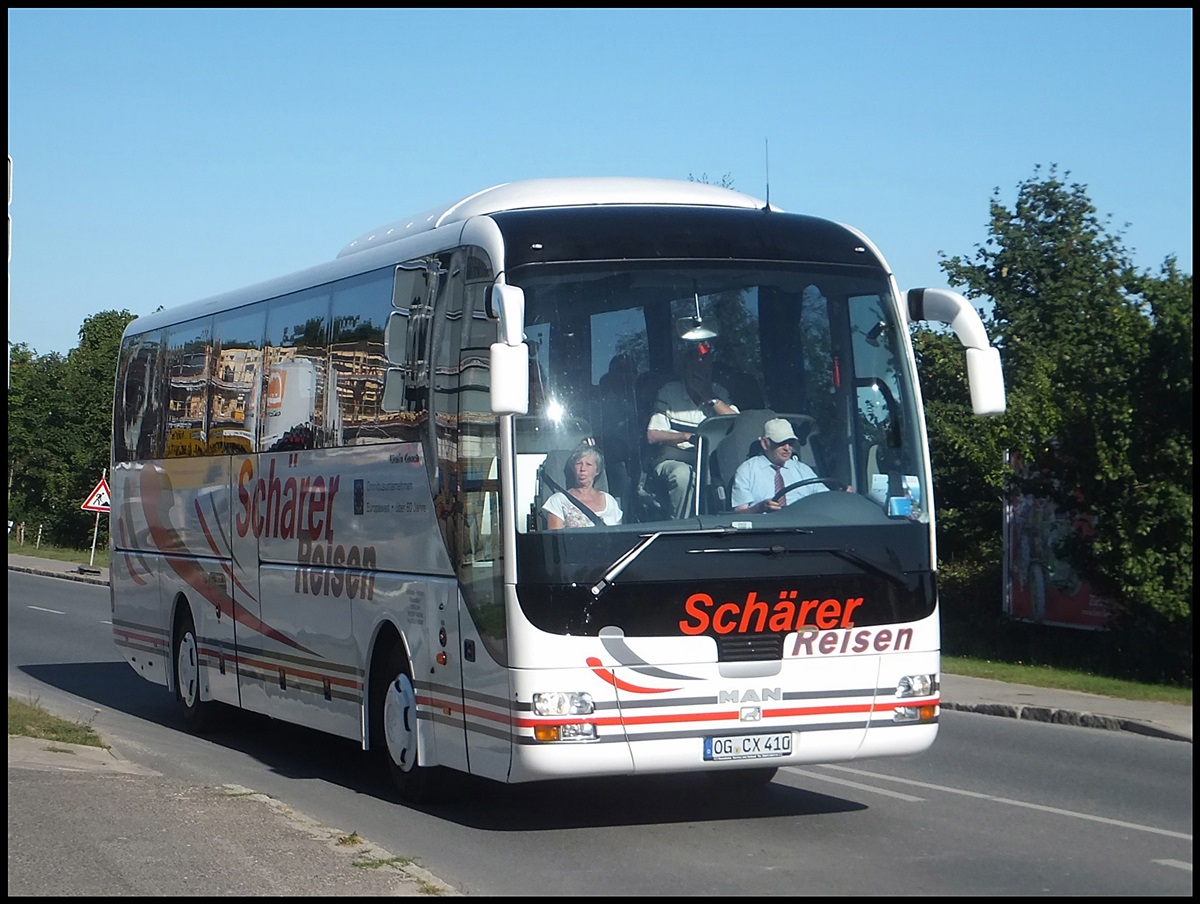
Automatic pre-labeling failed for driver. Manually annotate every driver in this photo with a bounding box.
[731,418,829,514]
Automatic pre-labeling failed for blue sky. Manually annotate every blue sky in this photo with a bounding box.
[7,8,1193,357]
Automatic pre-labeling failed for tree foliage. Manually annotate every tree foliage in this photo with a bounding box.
[8,310,135,548]
[917,164,1192,681]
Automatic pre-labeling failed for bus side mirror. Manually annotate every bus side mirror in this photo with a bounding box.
[487,280,529,414]
[908,288,1006,416]
[965,346,1006,416]
[490,342,529,414]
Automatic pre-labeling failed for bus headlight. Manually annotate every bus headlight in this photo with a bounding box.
[533,691,594,716]
[893,673,937,723]
[533,722,598,742]
[532,692,597,742]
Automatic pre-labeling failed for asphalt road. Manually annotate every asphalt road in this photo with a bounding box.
[8,557,1192,895]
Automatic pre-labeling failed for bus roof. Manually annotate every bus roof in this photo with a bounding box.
[120,178,856,342]
[336,177,770,258]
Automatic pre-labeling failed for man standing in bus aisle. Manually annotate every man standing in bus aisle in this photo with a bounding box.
[730,418,830,514]
[645,341,738,518]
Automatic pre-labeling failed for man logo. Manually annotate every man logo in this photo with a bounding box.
[718,688,781,704]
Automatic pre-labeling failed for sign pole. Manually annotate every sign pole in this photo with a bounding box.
[90,511,100,566]
[87,467,107,567]
[80,469,111,569]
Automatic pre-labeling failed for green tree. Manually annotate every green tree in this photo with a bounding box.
[921,165,1192,682]
[1101,259,1193,674]
[8,342,69,535]
[7,310,135,548]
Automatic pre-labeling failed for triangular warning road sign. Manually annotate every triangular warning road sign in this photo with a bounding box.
[81,478,111,513]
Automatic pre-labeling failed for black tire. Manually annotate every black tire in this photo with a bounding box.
[375,645,442,804]
[173,608,212,731]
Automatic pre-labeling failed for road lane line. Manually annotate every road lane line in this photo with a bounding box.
[812,764,1191,841]
[1153,859,1191,872]
[782,767,925,801]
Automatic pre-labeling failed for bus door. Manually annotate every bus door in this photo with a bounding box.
[426,250,512,781]
[159,455,243,710]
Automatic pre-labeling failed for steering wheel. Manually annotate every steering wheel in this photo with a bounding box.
[772,477,846,505]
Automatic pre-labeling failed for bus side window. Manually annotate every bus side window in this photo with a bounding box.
[262,289,332,452]
[115,333,168,463]
[331,268,396,444]
[209,307,265,455]
[164,317,212,458]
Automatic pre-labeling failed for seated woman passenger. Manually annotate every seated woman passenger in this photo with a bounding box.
[542,443,623,529]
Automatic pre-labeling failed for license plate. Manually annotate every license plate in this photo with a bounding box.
[704,732,792,761]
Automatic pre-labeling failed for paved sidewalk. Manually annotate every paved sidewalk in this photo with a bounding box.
[7,736,457,896]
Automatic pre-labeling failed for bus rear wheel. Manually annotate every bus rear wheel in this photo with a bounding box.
[173,609,212,731]
[378,647,442,804]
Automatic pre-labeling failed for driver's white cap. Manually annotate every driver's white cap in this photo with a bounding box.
[762,418,798,444]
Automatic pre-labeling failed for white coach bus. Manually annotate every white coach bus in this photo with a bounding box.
[109,177,1005,801]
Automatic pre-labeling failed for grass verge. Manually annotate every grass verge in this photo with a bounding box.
[8,537,110,569]
[8,696,109,748]
[942,656,1191,705]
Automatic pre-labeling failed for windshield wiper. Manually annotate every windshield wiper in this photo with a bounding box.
[590,527,734,598]
[685,544,912,589]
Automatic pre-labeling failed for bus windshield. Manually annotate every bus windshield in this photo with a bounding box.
[509,260,932,638]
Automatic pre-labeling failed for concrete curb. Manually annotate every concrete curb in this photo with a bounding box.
[8,563,108,586]
[941,701,1192,744]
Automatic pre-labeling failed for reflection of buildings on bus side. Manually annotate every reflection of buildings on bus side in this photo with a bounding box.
[166,344,212,457]
[330,339,422,445]
[115,271,437,460]
[262,355,327,451]
[124,337,431,458]
[208,345,262,454]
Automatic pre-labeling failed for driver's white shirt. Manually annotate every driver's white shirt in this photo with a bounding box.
[730,454,825,509]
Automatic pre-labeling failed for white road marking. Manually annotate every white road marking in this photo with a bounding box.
[783,767,925,801]
[1153,859,1192,872]
[27,606,65,614]
[803,764,1192,841]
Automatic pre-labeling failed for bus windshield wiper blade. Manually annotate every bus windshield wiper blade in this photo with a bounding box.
[590,527,734,598]
[685,544,911,589]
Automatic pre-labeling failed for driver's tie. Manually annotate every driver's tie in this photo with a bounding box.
[773,464,785,498]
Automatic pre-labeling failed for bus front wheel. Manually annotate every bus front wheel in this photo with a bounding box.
[379,647,442,803]
[173,609,212,731]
